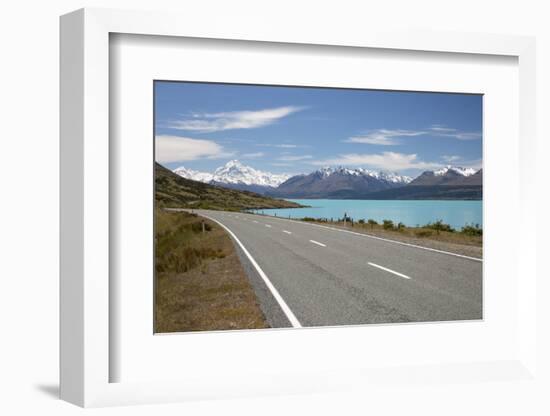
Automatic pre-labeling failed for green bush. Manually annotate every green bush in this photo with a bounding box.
[461,223,483,236]
[424,220,455,234]
[358,219,365,224]
[397,222,406,231]
[382,219,394,230]
[367,219,378,229]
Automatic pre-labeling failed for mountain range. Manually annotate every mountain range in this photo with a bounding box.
[155,163,301,210]
[172,160,482,200]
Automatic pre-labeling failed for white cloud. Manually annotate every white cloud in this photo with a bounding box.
[442,155,461,162]
[257,143,301,148]
[428,125,481,140]
[155,135,234,163]
[168,106,305,133]
[270,162,292,167]
[345,129,425,145]
[241,152,265,159]
[345,126,481,145]
[310,152,443,171]
[275,144,299,148]
[277,154,313,162]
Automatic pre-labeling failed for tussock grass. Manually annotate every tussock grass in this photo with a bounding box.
[155,209,269,333]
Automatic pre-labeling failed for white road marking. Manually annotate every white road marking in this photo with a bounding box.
[309,240,326,247]
[253,220,259,224]
[265,224,272,228]
[256,214,482,262]
[199,214,302,328]
[368,262,411,280]
[282,230,292,234]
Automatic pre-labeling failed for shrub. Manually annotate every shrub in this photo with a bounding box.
[424,220,455,234]
[382,219,394,230]
[358,219,365,224]
[461,223,483,236]
[367,219,378,229]
[396,222,406,231]
[302,217,317,222]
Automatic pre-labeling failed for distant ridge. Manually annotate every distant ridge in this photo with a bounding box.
[171,161,482,200]
[269,166,412,199]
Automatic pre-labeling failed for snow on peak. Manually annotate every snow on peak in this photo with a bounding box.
[172,166,213,183]
[174,160,290,187]
[434,165,477,177]
[315,166,412,184]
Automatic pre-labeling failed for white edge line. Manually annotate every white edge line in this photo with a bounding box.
[309,239,326,247]
[200,214,302,328]
[252,213,482,262]
[265,224,272,228]
[368,262,411,280]
[282,230,292,234]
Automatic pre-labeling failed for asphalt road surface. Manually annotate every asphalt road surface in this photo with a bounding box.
[187,209,483,328]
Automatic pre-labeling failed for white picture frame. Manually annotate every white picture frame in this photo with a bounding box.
[60,8,537,407]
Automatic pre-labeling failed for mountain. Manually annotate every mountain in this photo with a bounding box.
[173,166,214,183]
[363,167,482,200]
[409,166,479,186]
[170,161,482,200]
[269,166,412,199]
[173,160,290,194]
[155,163,302,210]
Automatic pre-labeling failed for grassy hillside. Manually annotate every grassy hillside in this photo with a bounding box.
[155,162,303,210]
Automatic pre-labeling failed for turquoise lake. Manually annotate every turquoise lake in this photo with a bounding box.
[250,199,483,230]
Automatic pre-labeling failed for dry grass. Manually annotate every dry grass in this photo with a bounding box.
[155,209,269,333]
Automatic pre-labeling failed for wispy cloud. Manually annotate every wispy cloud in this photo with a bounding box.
[277,154,313,162]
[310,152,443,171]
[257,143,305,149]
[345,125,481,146]
[442,155,461,163]
[345,129,425,146]
[441,155,482,169]
[167,106,305,133]
[155,135,234,163]
[428,125,481,140]
[241,152,265,159]
[275,144,300,148]
[270,162,292,167]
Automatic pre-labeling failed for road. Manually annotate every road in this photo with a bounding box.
[187,209,482,328]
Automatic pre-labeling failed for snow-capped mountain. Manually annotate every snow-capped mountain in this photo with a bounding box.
[172,166,214,183]
[409,166,481,186]
[173,160,290,194]
[172,161,481,200]
[211,160,290,187]
[312,166,412,184]
[434,166,477,177]
[270,166,412,199]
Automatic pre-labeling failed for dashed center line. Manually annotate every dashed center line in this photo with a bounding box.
[309,240,326,247]
[282,230,292,234]
[368,262,411,280]
[265,224,272,228]
[253,220,259,224]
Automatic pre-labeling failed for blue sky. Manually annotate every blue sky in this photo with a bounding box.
[154,81,482,177]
